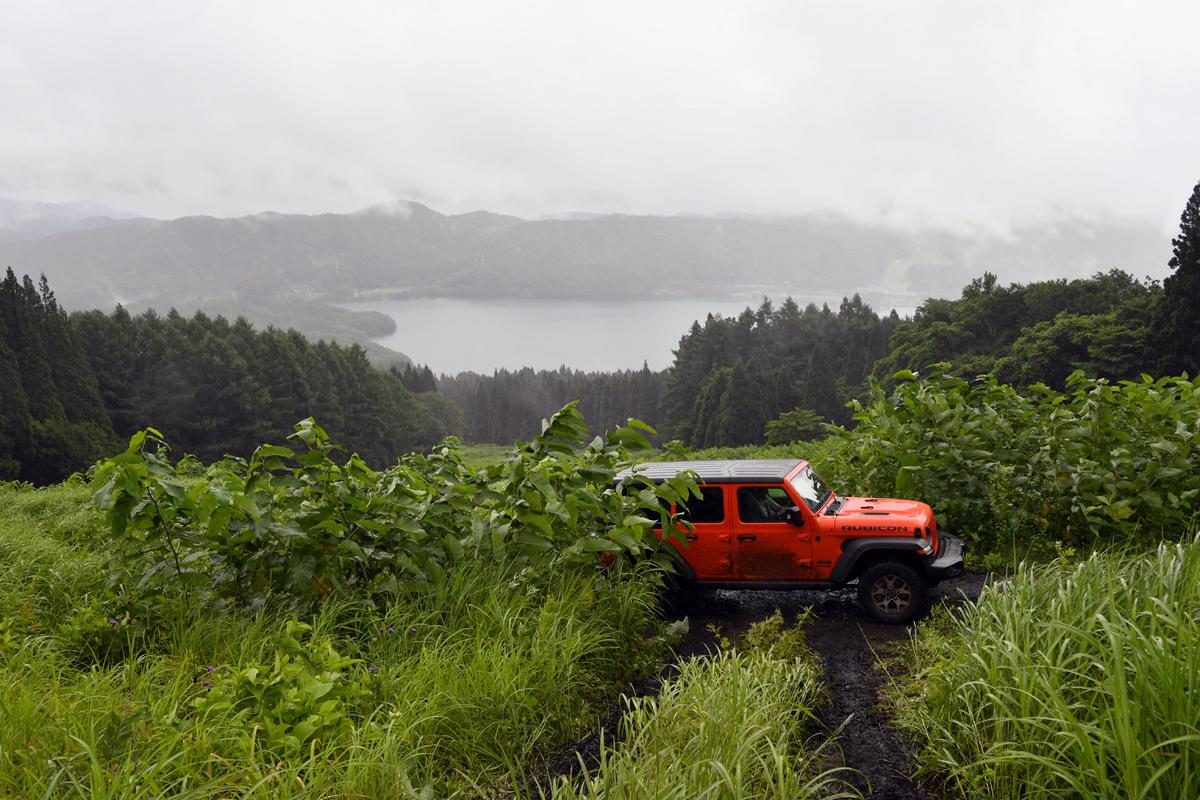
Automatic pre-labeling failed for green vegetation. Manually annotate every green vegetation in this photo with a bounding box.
[661,296,899,445]
[814,370,1200,561]
[660,368,1200,564]
[887,540,1200,799]
[439,364,664,445]
[874,269,1159,389]
[0,407,698,797]
[90,405,692,619]
[0,270,116,483]
[1153,178,1200,377]
[554,612,856,800]
[0,269,460,483]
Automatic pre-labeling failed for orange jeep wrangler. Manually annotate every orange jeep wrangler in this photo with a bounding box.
[621,459,965,623]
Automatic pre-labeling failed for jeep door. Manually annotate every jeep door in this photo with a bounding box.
[732,484,814,580]
[668,485,732,579]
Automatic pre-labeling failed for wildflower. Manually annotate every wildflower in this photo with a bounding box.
[106,618,119,626]
[205,665,216,673]
[387,626,396,634]
[201,680,211,689]
[368,664,379,674]
[408,627,417,635]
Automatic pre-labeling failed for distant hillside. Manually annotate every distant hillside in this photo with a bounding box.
[0,198,143,241]
[0,202,1168,315]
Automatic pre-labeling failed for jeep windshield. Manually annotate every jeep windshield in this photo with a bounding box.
[790,465,833,512]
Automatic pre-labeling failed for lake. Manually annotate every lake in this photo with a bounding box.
[346,296,917,374]
[343,297,771,374]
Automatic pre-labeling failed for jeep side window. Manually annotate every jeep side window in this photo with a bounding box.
[678,486,724,524]
[737,486,790,523]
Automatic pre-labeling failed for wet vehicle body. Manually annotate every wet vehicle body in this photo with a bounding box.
[621,459,965,623]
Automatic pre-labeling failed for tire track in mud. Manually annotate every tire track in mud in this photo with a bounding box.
[807,613,928,799]
[529,573,986,798]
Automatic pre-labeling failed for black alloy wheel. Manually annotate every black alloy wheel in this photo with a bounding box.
[858,561,928,624]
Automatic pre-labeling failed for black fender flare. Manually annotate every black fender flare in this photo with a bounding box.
[830,537,930,583]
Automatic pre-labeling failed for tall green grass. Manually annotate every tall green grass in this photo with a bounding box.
[891,537,1200,799]
[551,613,857,800]
[0,483,665,798]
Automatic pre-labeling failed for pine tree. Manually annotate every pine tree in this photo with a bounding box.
[1156,180,1200,376]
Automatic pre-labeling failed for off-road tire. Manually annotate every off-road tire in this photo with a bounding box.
[858,561,928,624]
[658,572,699,618]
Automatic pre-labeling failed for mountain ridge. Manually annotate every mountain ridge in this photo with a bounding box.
[0,199,1169,311]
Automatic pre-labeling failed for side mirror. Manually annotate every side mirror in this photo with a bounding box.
[786,506,804,527]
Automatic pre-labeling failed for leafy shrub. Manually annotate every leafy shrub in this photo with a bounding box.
[764,409,829,445]
[192,620,369,755]
[739,608,816,661]
[816,369,1200,557]
[89,403,698,614]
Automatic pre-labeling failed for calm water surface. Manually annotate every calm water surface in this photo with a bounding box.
[344,298,765,374]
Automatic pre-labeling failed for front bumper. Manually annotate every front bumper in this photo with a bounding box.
[926,534,965,580]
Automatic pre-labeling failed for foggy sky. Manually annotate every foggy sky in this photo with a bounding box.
[2,0,1198,232]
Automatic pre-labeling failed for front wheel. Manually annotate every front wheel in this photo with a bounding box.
[858,561,928,624]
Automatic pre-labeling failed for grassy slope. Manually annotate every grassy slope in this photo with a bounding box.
[552,612,857,800]
[0,482,662,798]
[884,539,1200,799]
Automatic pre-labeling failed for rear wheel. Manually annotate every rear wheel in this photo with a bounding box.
[858,561,927,624]
[658,571,699,618]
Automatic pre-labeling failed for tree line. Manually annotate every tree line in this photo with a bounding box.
[1,269,459,484]
[437,364,663,443]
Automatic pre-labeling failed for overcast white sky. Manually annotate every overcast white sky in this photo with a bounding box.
[2,0,1197,231]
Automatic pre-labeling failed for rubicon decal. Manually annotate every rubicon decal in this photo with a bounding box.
[842,525,912,532]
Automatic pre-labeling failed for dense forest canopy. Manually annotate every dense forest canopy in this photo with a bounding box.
[661,295,899,446]
[0,270,114,482]
[873,268,1160,389]
[0,268,458,483]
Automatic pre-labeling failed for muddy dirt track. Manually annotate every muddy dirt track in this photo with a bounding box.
[678,572,988,799]
[531,572,988,799]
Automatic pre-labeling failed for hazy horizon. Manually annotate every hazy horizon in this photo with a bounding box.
[3,1,1198,237]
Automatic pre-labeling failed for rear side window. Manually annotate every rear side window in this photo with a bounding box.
[678,486,725,523]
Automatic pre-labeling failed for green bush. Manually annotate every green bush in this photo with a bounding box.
[816,369,1200,558]
[90,403,698,616]
[191,620,369,755]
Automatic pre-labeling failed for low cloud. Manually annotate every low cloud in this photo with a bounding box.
[1,0,1197,231]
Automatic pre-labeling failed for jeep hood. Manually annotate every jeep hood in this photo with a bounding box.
[831,497,934,532]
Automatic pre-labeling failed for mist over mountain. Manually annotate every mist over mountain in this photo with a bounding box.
[0,201,1169,318]
[0,198,143,241]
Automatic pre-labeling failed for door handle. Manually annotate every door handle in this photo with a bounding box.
[684,533,699,541]
[737,534,757,541]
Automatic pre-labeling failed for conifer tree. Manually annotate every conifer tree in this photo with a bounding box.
[1156,180,1200,376]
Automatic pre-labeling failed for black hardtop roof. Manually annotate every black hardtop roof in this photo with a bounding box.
[617,459,805,484]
